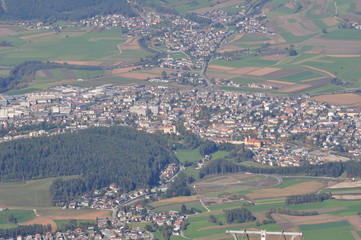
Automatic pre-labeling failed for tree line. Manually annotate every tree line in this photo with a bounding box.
[0,224,51,238]
[198,158,360,178]
[0,126,176,202]
[285,193,332,205]
[268,207,318,216]
[56,219,97,232]
[0,0,134,21]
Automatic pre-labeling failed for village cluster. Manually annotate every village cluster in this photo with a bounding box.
[2,182,187,240]
[20,3,270,67]
[62,164,178,210]
[0,84,361,168]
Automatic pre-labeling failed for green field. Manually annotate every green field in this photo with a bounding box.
[172,0,217,14]
[230,77,263,85]
[0,176,78,208]
[300,221,355,240]
[0,25,156,93]
[211,151,229,160]
[211,57,274,68]
[183,166,200,180]
[153,200,206,212]
[176,148,202,163]
[11,68,107,92]
[235,34,271,43]
[0,28,129,65]
[169,51,189,59]
[0,209,35,229]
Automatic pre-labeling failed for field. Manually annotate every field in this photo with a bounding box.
[20,209,111,231]
[0,210,35,229]
[0,25,157,92]
[176,148,202,163]
[148,173,361,240]
[205,0,361,97]
[150,196,199,208]
[0,28,131,66]
[0,177,75,208]
[311,93,361,105]
[0,174,110,231]
[300,221,355,240]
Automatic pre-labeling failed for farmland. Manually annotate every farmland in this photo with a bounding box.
[148,173,361,240]
[205,0,361,96]
[0,175,111,231]
[0,25,157,92]
[0,177,63,208]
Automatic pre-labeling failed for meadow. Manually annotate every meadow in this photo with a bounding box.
[176,148,202,164]
[300,221,355,240]
[0,28,129,66]
[0,210,35,229]
[0,176,78,208]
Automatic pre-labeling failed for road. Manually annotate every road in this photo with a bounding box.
[168,165,185,183]
[200,61,213,87]
[198,195,210,212]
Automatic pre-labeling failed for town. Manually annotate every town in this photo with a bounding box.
[0,84,360,169]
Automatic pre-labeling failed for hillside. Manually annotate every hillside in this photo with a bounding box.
[0,0,134,21]
[0,126,176,198]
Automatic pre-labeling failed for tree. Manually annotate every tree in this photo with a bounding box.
[288,48,298,56]
[145,224,153,232]
[199,140,218,156]
[161,71,167,79]
[181,204,187,214]
[165,172,192,198]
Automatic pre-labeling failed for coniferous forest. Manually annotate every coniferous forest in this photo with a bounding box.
[0,126,176,201]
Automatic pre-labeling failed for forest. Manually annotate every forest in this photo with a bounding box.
[0,0,134,21]
[198,158,361,178]
[0,126,176,201]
